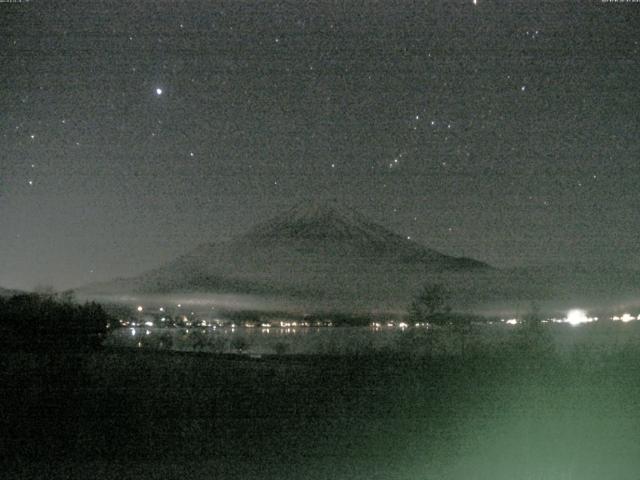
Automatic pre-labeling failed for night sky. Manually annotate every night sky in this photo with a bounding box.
[1,1,639,290]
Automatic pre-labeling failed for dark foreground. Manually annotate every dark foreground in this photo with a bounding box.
[2,346,640,479]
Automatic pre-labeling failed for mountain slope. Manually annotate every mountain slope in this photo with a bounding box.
[81,202,640,314]
[82,202,491,308]
[239,202,486,269]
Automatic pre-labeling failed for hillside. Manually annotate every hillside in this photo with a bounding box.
[82,202,491,311]
[81,201,640,315]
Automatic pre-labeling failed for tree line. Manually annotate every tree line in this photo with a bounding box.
[0,292,115,352]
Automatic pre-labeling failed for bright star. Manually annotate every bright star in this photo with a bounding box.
[156,88,163,95]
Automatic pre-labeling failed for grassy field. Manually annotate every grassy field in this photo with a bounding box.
[2,337,640,479]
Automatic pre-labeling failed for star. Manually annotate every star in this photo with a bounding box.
[28,180,33,186]
[155,88,163,96]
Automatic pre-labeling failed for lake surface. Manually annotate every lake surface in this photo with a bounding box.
[105,321,640,357]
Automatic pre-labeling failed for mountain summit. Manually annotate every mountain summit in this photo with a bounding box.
[245,201,396,243]
[82,202,490,308]
[238,201,487,269]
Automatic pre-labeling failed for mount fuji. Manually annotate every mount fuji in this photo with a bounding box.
[82,202,491,311]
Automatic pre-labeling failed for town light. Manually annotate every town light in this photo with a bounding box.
[566,309,589,326]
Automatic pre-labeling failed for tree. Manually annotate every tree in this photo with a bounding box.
[408,283,452,324]
[516,303,553,359]
[408,283,478,357]
[0,293,113,352]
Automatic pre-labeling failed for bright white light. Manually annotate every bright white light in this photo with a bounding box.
[130,328,136,336]
[156,88,163,95]
[621,313,634,323]
[137,306,143,312]
[566,309,589,326]
[505,319,518,325]
[144,321,154,327]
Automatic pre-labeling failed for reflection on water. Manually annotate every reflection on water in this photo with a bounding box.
[108,324,438,356]
[105,320,640,358]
